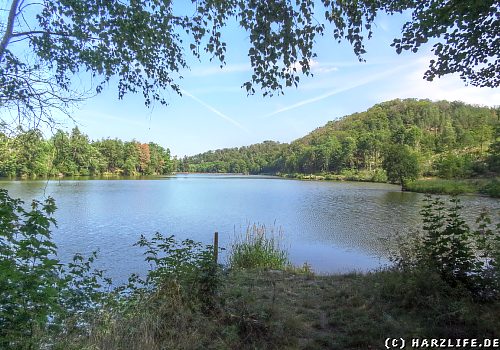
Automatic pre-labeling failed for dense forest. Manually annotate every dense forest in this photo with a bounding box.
[182,99,500,183]
[0,128,175,177]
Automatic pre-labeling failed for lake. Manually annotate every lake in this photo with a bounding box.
[1,174,498,284]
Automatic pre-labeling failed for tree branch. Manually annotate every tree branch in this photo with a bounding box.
[11,30,101,41]
[0,0,21,61]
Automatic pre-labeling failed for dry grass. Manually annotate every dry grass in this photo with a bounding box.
[57,268,500,350]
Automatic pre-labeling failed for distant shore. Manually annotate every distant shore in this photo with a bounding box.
[278,172,500,198]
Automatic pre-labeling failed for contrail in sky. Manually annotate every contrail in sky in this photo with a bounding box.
[181,89,250,133]
[264,62,419,118]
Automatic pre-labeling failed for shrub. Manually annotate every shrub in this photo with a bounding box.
[419,197,479,287]
[0,189,111,349]
[480,179,500,198]
[435,153,473,179]
[339,168,358,180]
[371,168,388,183]
[133,233,221,310]
[0,190,61,349]
[392,195,500,300]
[229,224,289,270]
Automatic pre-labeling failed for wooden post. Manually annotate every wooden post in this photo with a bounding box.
[213,231,219,265]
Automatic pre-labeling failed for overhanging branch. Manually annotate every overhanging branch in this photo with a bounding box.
[0,0,21,62]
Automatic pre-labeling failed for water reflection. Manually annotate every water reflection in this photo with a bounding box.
[0,175,498,284]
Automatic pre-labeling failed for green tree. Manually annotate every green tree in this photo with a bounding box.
[385,0,499,88]
[94,138,125,174]
[0,133,17,176]
[435,153,473,179]
[299,146,316,174]
[123,141,140,175]
[314,145,331,172]
[382,144,420,189]
[69,127,93,175]
[148,142,173,175]
[52,130,77,175]
[487,125,500,173]
[12,129,49,177]
[339,137,357,169]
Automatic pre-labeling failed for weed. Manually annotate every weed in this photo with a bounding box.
[228,224,289,270]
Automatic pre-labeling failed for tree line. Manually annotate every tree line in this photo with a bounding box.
[182,99,500,184]
[2,99,498,183]
[0,127,174,177]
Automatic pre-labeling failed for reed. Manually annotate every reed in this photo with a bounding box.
[228,223,289,270]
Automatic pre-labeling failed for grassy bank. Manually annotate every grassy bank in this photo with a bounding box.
[279,171,500,198]
[406,178,500,197]
[61,207,500,350]
[280,169,388,183]
[60,268,499,350]
[3,193,499,350]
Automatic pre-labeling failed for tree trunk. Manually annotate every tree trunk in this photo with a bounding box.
[0,0,21,61]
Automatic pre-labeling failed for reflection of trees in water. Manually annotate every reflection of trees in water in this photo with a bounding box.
[303,188,498,259]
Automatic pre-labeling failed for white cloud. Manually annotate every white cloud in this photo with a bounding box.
[376,57,500,107]
[264,61,420,118]
[314,66,339,74]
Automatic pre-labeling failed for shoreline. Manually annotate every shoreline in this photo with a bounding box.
[1,172,499,198]
[277,172,500,198]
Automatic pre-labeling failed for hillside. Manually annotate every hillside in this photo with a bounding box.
[182,99,499,184]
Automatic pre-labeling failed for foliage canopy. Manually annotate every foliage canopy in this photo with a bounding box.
[1,0,498,127]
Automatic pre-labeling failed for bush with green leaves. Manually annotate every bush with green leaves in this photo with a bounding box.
[133,232,221,310]
[435,153,474,179]
[0,189,224,349]
[480,179,500,198]
[0,189,111,349]
[77,234,224,349]
[0,189,61,349]
[393,195,500,299]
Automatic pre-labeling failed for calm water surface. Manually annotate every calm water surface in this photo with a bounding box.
[1,174,498,283]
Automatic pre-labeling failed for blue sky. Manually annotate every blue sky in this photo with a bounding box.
[48,10,500,157]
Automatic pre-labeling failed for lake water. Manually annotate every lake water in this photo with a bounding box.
[1,174,498,284]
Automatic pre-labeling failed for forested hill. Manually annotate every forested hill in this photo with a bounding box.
[180,99,500,180]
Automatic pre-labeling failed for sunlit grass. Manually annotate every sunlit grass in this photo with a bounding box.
[228,223,290,270]
[406,178,475,195]
[406,178,500,197]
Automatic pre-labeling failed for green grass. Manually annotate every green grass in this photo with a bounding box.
[228,224,290,270]
[282,173,500,198]
[406,177,500,197]
[406,178,475,195]
[281,169,388,183]
[64,268,500,350]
